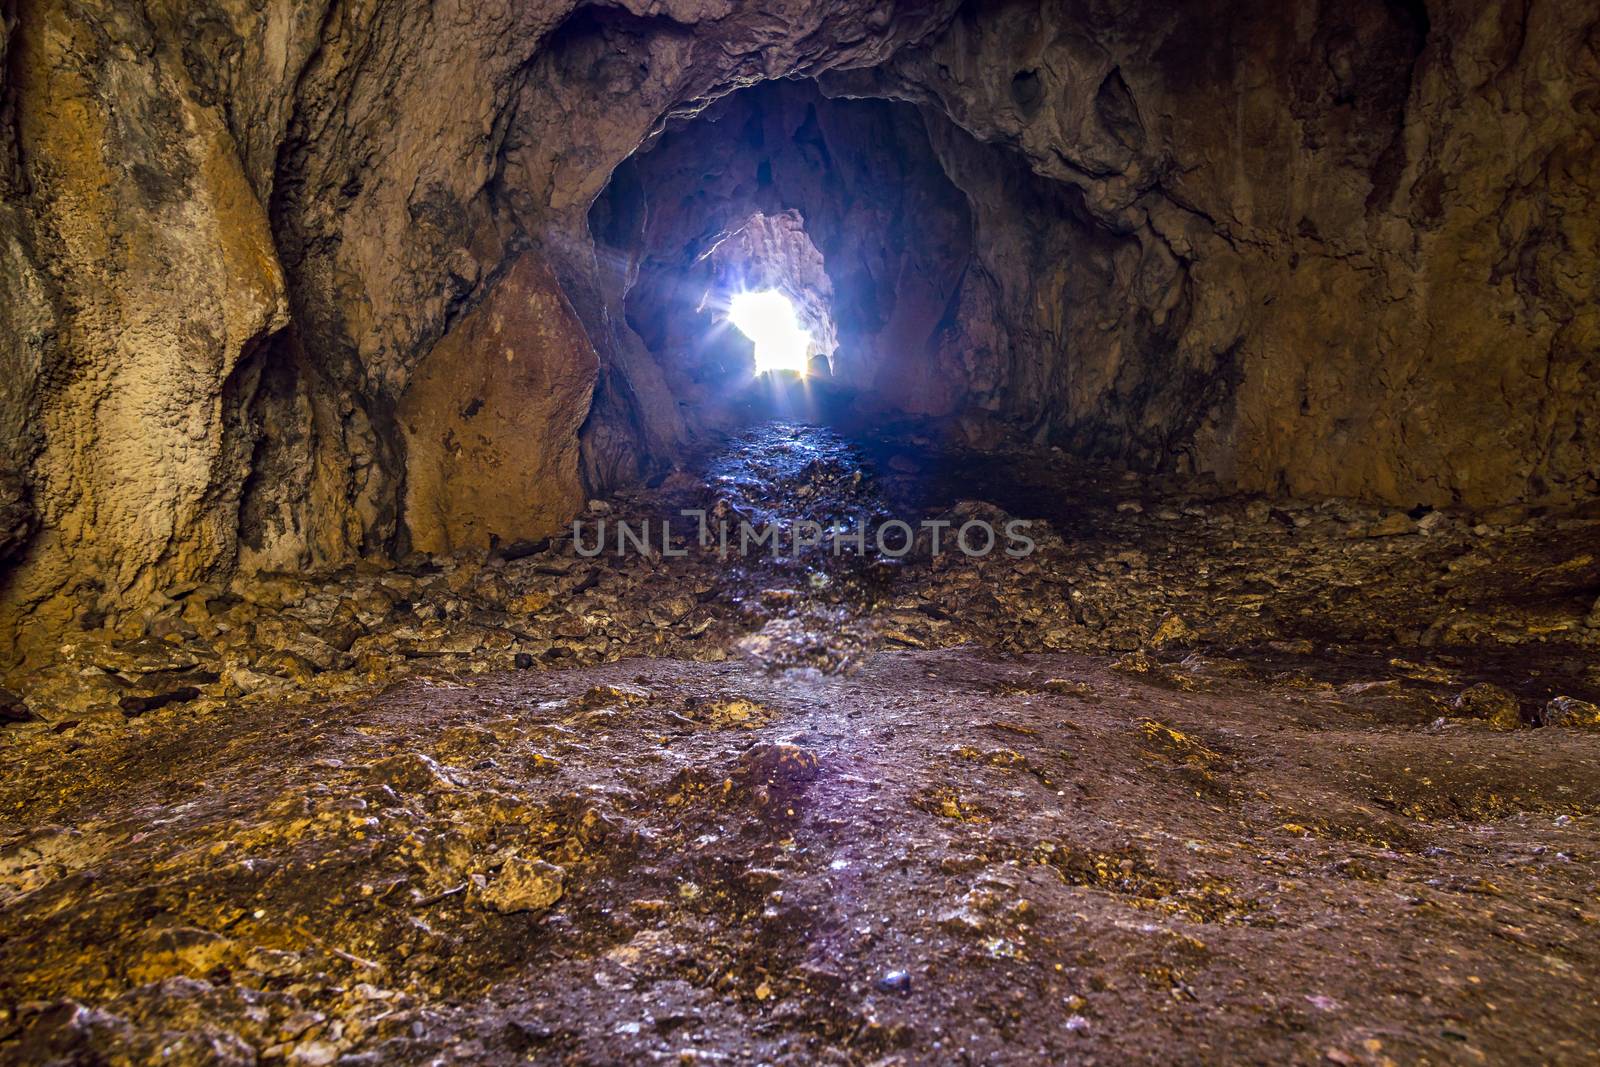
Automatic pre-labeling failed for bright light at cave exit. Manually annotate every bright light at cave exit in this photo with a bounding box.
[729,290,812,375]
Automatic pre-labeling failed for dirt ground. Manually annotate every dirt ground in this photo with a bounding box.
[2,423,1599,1064]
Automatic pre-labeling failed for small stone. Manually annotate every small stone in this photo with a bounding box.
[1148,614,1197,650]
[1111,649,1152,674]
[510,591,553,614]
[0,686,36,723]
[288,1040,340,1067]
[278,1010,327,1043]
[699,697,773,728]
[482,855,565,913]
[577,682,651,709]
[1541,696,1600,729]
[738,867,784,892]
[257,649,320,683]
[739,742,820,787]
[653,594,696,620]
[1450,682,1522,730]
[224,664,287,695]
[1351,512,1416,538]
[504,1019,556,1051]
[875,970,911,994]
[367,752,457,792]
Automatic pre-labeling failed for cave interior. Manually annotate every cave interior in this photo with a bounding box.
[1,0,1598,1062]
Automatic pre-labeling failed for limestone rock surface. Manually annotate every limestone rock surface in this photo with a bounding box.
[400,254,599,554]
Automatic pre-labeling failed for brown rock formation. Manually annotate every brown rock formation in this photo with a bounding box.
[399,253,599,554]
[2,0,288,665]
[834,0,1599,502]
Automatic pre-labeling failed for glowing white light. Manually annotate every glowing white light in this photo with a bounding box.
[728,290,812,375]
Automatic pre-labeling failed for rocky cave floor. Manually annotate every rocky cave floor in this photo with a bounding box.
[3,423,1599,1064]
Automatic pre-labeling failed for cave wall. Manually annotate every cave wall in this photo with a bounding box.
[831,0,1600,502]
[1,0,289,666]
[0,0,1595,668]
[0,5,46,566]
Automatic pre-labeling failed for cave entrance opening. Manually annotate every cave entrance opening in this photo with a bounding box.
[588,77,977,449]
[728,289,812,375]
[700,209,839,383]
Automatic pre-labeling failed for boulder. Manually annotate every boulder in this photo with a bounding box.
[1450,683,1523,731]
[400,254,599,555]
[1541,696,1600,730]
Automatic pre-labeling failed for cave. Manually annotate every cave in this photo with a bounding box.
[590,78,987,440]
[1,0,1598,1061]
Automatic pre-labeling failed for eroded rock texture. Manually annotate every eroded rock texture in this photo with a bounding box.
[0,0,1597,668]
[834,0,1599,501]
[2,0,289,666]
[399,253,599,554]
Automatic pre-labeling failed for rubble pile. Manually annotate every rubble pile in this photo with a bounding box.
[6,424,1598,730]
